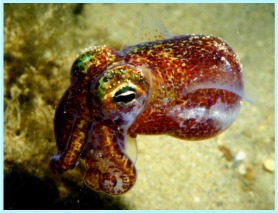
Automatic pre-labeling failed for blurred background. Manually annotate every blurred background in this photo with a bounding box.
[4,3,274,210]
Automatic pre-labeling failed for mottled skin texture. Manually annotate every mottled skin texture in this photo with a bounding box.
[50,34,243,195]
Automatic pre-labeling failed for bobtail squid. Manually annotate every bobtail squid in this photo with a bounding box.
[50,33,248,195]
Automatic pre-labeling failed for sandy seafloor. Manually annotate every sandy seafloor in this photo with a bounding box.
[3,3,274,210]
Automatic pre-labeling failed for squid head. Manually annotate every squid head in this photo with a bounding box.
[50,47,150,194]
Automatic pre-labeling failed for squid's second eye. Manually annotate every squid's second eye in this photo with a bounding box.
[113,88,137,103]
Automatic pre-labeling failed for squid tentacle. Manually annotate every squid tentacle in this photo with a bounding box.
[50,80,91,173]
[84,124,136,195]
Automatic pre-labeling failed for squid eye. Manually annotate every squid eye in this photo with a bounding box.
[113,87,137,103]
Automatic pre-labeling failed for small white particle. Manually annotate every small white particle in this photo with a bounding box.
[194,197,200,203]
[238,164,246,175]
[235,151,246,161]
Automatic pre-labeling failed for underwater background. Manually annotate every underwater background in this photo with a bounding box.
[4,3,274,210]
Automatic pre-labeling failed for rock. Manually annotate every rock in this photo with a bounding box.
[263,159,275,172]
